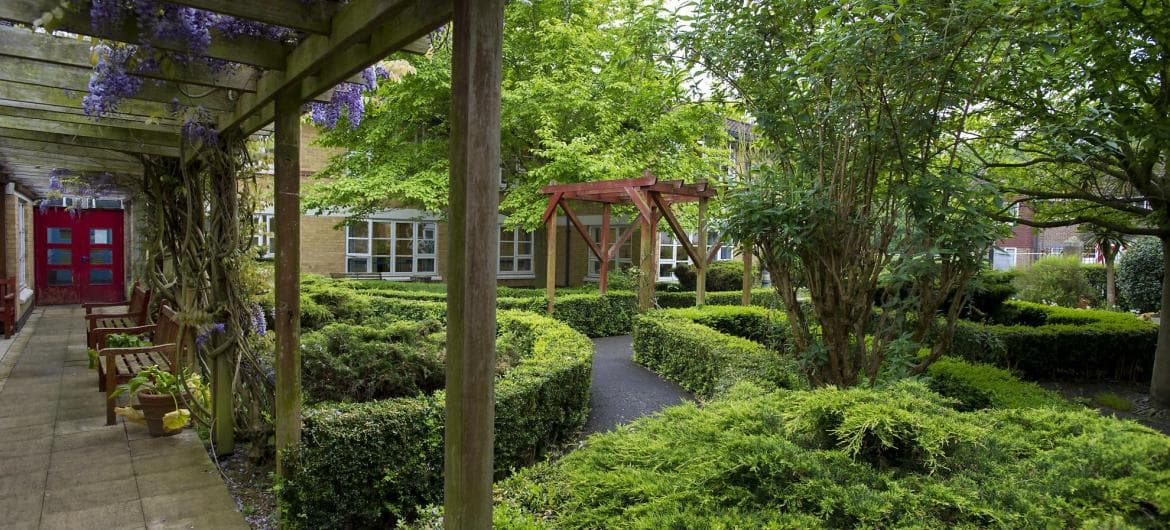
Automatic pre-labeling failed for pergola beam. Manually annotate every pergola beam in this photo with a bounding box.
[0,106,176,134]
[0,115,180,148]
[0,136,146,165]
[166,0,339,34]
[0,148,144,174]
[0,80,181,121]
[223,0,452,135]
[0,126,179,157]
[0,0,288,70]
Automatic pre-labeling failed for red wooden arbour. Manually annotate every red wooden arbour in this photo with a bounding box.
[540,171,722,310]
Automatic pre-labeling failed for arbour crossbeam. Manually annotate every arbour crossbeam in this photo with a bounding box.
[0,1,509,526]
[540,171,723,310]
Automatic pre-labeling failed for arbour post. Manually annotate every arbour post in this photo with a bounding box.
[546,210,557,313]
[742,240,753,306]
[600,203,611,295]
[696,196,708,307]
[446,0,504,527]
[638,204,656,311]
[273,88,302,478]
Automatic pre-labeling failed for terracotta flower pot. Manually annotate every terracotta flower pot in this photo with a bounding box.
[137,392,182,437]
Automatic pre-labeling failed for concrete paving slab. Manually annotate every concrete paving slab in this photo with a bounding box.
[0,491,45,523]
[39,499,146,530]
[42,476,140,514]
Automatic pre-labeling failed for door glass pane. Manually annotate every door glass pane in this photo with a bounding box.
[90,229,112,245]
[48,269,72,285]
[90,249,113,266]
[89,269,113,285]
[47,249,71,265]
[47,228,71,244]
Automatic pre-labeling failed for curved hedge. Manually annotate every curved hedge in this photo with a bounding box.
[279,311,593,528]
[632,307,805,399]
[951,301,1157,380]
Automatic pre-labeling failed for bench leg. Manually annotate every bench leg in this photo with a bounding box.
[105,362,117,426]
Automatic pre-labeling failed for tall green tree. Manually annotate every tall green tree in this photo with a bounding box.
[303,0,730,228]
[971,0,1170,404]
[684,0,1008,387]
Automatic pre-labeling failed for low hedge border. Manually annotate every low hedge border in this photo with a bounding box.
[279,311,593,528]
[951,301,1157,381]
[632,309,805,399]
[925,356,1076,411]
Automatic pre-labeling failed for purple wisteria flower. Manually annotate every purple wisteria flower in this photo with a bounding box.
[251,303,267,336]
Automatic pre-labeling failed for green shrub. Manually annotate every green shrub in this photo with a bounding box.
[497,381,1170,529]
[656,305,789,346]
[1118,237,1164,313]
[967,268,1017,318]
[950,301,1157,381]
[1012,255,1096,307]
[656,288,780,309]
[1093,392,1135,412]
[632,312,804,399]
[300,321,445,404]
[925,356,1075,411]
[280,311,593,528]
[671,260,752,292]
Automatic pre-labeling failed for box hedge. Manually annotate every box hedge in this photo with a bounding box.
[925,356,1076,411]
[495,381,1170,528]
[279,311,593,528]
[950,301,1157,380]
[632,310,805,399]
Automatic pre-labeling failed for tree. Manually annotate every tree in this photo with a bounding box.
[971,0,1170,404]
[685,0,1007,387]
[302,0,730,228]
[1079,224,1129,309]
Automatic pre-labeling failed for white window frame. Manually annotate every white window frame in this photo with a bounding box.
[16,198,28,290]
[345,220,437,276]
[253,213,275,258]
[498,227,535,278]
[658,231,731,281]
[586,225,633,279]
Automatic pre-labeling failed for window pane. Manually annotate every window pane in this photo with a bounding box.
[499,257,514,272]
[47,228,71,244]
[374,257,393,273]
[89,268,114,285]
[372,240,392,256]
[348,222,369,238]
[659,264,672,278]
[517,241,533,256]
[48,269,72,285]
[417,240,435,255]
[396,239,414,256]
[500,241,513,256]
[90,229,113,245]
[589,261,601,275]
[500,227,514,243]
[659,232,671,244]
[421,223,436,240]
[347,239,369,254]
[372,221,392,239]
[416,258,435,273]
[396,223,413,239]
[346,258,369,273]
[47,249,71,265]
[517,258,532,272]
[90,249,113,266]
[660,245,672,260]
[395,257,414,273]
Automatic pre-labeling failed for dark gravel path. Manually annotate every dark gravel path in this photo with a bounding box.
[582,336,692,436]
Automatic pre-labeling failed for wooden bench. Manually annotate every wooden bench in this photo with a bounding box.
[96,302,181,425]
[85,283,152,350]
[0,278,17,339]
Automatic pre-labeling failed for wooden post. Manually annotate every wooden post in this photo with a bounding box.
[273,88,301,478]
[599,203,611,295]
[446,0,503,527]
[742,240,753,306]
[696,197,708,307]
[545,211,557,313]
[638,205,656,310]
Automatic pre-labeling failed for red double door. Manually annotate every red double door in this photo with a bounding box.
[34,207,125,305]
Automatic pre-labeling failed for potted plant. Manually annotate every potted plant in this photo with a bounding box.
[109,366,192,437]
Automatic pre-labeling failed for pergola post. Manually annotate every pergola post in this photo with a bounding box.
[696,196,708,307]
[273,88,302,478]
[446,0,504,527]
[545,210,557,313]
[638,207,656,310]
[742,240,753,306]
[599,203,611,295]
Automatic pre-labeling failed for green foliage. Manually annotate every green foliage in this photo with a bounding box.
[671,260,751,292]
[305,0,729,229]
[280,311,593,528]
[925,357,1075,412]
[632,311,804,399]
[656,305,788,347]
[300,321,445,404]
[1093,392,1135,412]
[967,269,1017,318]
[1012,256,1096,307]
[1083,264,1109,305]
[497,382,1170,528]
[1118,238,1163,313]
[951,301,1158,381]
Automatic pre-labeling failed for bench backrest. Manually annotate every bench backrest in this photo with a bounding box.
[154,302,180,345]
[128,283,152,324]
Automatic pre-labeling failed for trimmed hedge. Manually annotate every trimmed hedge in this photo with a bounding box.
[654,305,789,346]
[495,381,1170,528]
[925,356,1075,411]
[950,301,1157,380]
[280,311,593,528]
[632,310,804,399]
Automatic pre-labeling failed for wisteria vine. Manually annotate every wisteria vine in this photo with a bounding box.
[41,168,117,215]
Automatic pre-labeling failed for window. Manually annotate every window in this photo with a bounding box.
[992,247,1017,271]
[587,225,632,278]
[345,220,437,275]
[253,214,274,257]
[16,199,27,289]
[658,231,731,281]
[499,227,534,276]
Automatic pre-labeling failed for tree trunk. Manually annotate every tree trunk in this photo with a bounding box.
[1105,248,1117,309]
[1150,237,1170,407]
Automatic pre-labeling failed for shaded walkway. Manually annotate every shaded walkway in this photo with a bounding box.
[0,306,247,529]
[583,336,692,435]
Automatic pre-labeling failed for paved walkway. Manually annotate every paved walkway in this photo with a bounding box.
[0,306,247,530]
[583,336,692,435]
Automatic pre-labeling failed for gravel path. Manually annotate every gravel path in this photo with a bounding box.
[582,336,692,436]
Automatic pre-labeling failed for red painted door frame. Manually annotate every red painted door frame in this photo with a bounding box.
[34,207,125,305]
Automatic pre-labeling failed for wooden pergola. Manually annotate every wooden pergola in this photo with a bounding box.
[0,1,503,526]
[540,171,724,310]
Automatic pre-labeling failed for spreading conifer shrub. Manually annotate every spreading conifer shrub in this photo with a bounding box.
[280,311,593,528]
[495,382,1170,528]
